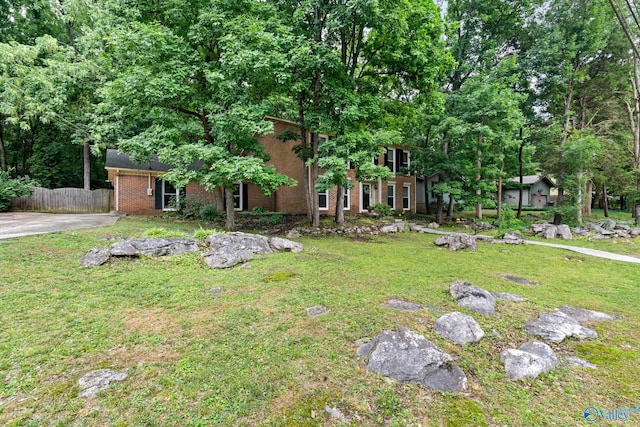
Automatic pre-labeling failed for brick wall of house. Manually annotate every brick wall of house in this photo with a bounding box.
[107,118,417,215]
[117,174,160,215]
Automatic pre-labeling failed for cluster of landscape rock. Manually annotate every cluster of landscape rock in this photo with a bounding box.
[356,278,618,392]
[81,232,303,269]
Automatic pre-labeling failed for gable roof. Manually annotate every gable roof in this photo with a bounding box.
[507,175,555,187]
[105,149,171,172]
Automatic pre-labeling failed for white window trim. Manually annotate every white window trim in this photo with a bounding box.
[318,188,329,210]
[387,182,396,209]
[360,182,373,213]
[386,147,396,173]
[403,150,411,172]
[402,183,411,211]
[343,182,351,210]
[233,182,243,211]
[162,179,179,211]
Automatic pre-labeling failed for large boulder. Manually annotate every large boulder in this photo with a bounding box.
[449,281,496,315]
[557,224,573,240]
[435,234,477,252]
[203,232,273,268]
[110,238,199,257]
[202,232,303,269]
[357,329,467,392]
[501,341,558,379]
[543,225,558,239]
[81,248,110,268]
[435,312,485,345]
[524,311,598,343]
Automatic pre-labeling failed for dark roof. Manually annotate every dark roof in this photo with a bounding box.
[105,149,205,172]
[506,175,555,187]
[105,149,171,172]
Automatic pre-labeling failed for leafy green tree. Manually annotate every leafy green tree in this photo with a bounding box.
[273,0,451,225]
[94,0,295,230]
[529,0,614,224]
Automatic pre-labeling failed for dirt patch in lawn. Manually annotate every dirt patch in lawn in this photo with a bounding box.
[122,308,182,337]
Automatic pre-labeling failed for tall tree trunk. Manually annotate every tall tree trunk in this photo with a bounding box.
[475,133,482,219]
[0,116,6,171]
[425,180,432,215]
[583,180,592,218]
[497,157,504,220]
[603,183,609,218]
[435,193,444,224]
[310,133,320,227]
[335,185,344,225]
[447,197,455,221]
[517,130,524,219]
[553,86,574,225]
[224,187,236,231]
[83,142,91,190]
[576,173,583,224]
[213,187,224,213]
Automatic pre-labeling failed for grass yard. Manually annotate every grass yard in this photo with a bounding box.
[1,217,639,426]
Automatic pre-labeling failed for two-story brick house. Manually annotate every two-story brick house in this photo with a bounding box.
[105,117,416,215]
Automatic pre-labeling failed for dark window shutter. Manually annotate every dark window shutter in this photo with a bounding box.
[242,183,248,211]
[154,178,163,209]
[396,148,402,173]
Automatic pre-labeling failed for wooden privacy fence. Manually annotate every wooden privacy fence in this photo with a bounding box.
[11,187,114,213]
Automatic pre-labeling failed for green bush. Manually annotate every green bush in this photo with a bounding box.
[199,204,220,221]
[178,196,209,219]
[0,170,38,211]
[372,203,393,217]
[495,206,525,237]
[258,212,283,225]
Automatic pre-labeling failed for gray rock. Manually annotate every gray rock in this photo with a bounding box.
[286,229,301,238]
[471,221,494,232]
[325,406,347,422]
[531,223,546,233]
[380,224,400,233]
[602,219,617,230]
[110,238,200,257]
[572,226,590,236]
[567,356,597,369]
[269,237,303,253]
[357,329,467,392]
[490,292,527,302]
[383,298,423,311]
[204,287,222,295]
[499,274,539,286]
[524,311,598,343]
[543,225,558,239]
[306,305,330,317]
[203,232,273,268]
[557,305,619,322]
[449,281,496,315]
[557,224,573,240]
[427,222,440,229]
[435,234,477,252]
[78,369,127,398]
[435,312,485,345]
[501,341,558,379]
[501,233,525,244]
[81,248,110,268]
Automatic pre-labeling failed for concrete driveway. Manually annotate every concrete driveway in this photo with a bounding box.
[0,212,119,240]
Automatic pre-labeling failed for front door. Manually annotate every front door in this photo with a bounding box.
[361,183,372,212]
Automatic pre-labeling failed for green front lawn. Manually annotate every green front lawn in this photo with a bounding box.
[0,217,638,426]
